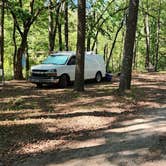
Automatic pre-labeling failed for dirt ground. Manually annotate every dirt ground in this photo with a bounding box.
[0,73,166,166]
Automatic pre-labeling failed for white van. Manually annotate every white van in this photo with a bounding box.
[29,51,106,87]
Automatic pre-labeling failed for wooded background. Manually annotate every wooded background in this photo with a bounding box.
[0,0,165,80]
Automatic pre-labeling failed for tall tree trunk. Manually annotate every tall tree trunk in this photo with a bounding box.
[133,36,138,70]
[142,0,150,69]
[103,43,108,62]
[118,30,125,71]
[0,0,4,83]
[58,19,63,51]
[13,21,17,79]
[48,0,55,52]
[119,0,139,93]
[155,0,161,71]
[14,34,28,79]
[74,0,86,92]
[25,42,29,79]
[48,1,60,53]
[87,36,91,51]
[64,0,69,51]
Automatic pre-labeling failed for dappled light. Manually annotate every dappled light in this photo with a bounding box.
[0,73,166,165]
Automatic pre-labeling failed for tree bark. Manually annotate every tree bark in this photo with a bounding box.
[64,0,69,51]
[118,30,125,71]
[133,36,138,70]
[48,1,60,53]
[142,0,150,69]
[48,0,55,52]
[155,0,161,71]
[13,21,17,79]
[15,32,29,79]
[103,43,108,62]
[0,0,4,83]
[119,0,139,93]
[25,42,29,79]
[74,0,86,92]
[58,18,63,51]
[86,36,91,51]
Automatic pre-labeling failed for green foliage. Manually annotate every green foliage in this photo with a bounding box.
[3,0,166,80]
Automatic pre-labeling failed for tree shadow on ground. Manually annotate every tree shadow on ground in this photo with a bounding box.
[0,106,165,166]
[0,73,165,165]
[7,107,165,166]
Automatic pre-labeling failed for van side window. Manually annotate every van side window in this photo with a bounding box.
[67,56,76,65]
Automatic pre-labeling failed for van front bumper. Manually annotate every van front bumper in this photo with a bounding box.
[29,76,59,84]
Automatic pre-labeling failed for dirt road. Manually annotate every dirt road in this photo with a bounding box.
[0,73,165,166]
[14,106,166,166]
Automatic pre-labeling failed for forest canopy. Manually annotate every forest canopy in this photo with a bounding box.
[1,0,166,80]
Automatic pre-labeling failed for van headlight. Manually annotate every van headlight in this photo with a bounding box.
[48,69,57,73]
[47,69,57,76]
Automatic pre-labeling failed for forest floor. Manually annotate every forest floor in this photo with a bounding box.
[0,72,166,166]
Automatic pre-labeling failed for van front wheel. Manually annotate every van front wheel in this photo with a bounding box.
[59,75,68,88]
[95,72,102,83]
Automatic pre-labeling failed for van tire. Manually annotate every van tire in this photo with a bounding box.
[59,74,68,88]
[95,72,102,83]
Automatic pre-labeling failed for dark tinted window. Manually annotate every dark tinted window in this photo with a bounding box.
[68,56,76,65]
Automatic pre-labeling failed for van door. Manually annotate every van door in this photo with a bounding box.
[66,56,76,81]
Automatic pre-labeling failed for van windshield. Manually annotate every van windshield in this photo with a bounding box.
[42,55,68,65]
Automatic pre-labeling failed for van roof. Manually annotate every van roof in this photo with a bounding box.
[51,51,76,56]
[50,51,102,57]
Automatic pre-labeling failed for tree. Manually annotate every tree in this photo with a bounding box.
[119,0,139,93]
[48,0,60,53]
[106,17,125,72]
[7,0,44,79]
[0,0,4,83]
[142,0,150,69]
[74,0,86,91]
[64,0,69,51]
[155,0,161,71]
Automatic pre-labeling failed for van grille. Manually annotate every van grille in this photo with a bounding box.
[32,70,48,78]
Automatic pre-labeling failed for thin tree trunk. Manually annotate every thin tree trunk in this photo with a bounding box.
[155,0,161,71]
[48,1,60,53]
[48,0,55,52]
[74,0,86,92]
[142,0,150,69]
[15,47,23,79]
[87,35,91,51]
[0,0,4,83]
[64,0,69,51]
[119,0,139,93]
[133,35,138,70]
[119,30,125,71]
[58,19,63,51]
[14,28,29,80]
[106,19,124,72]
[13,21,17,79]
[103,43,108,62]
[25,42,29,79]
[91,31,99,51]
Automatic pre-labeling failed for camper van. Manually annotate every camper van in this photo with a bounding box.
[29,51,106,87]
